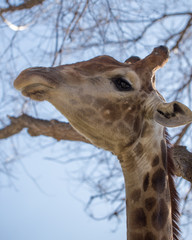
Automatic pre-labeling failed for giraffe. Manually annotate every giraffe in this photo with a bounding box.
[14,46,192,240]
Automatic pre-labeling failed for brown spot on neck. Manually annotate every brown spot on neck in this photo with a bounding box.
[130,208,147,229]
[141,121,150,138]
[144,232,156,240]
[151,198,169,231]
[161,237,168,240]
[152,155,160,167]
[143,172,149,192]
[133,142,143,157]
[133,115,141,133]
[151,168,166,193]
[161,140,167,170]
[130,189,141,202]
[145,197,156,211]
[130,232,144,240]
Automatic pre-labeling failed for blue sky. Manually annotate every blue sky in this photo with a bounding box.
[0,144,126,240]
[1,1,192,240]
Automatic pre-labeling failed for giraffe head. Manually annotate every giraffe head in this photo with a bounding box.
[14,46,192,155]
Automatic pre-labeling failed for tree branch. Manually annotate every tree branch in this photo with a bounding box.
[0,0,45,14]
[0,114,192,183]
[0,114,89,143]
[171,145,192,182]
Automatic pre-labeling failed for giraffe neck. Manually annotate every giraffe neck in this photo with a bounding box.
[118,126,174,240]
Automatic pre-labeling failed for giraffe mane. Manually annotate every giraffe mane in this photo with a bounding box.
[165,130,181,240]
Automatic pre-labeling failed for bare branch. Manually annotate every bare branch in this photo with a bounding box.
[170,16,192,51]
[1,14,32,31]
[172,145,192,182]
[1,114,192,183]
[0,114,89,143]
[0,0,45,14]
[173,124,191,145]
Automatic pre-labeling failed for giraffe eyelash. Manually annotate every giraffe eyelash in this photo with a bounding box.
[111,75,133,91]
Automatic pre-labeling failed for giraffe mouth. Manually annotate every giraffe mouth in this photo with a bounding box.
[14,67,58,101]
[21,83,53,101]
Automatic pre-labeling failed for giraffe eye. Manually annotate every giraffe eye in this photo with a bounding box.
[112,76,133,91]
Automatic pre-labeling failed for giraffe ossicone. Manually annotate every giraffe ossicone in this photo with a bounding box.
[14,46,192,240]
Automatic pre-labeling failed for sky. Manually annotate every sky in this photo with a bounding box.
[1,1,192,240]
[0,142,126,240]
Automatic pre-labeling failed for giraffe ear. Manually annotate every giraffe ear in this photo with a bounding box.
[154,101,192,127]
